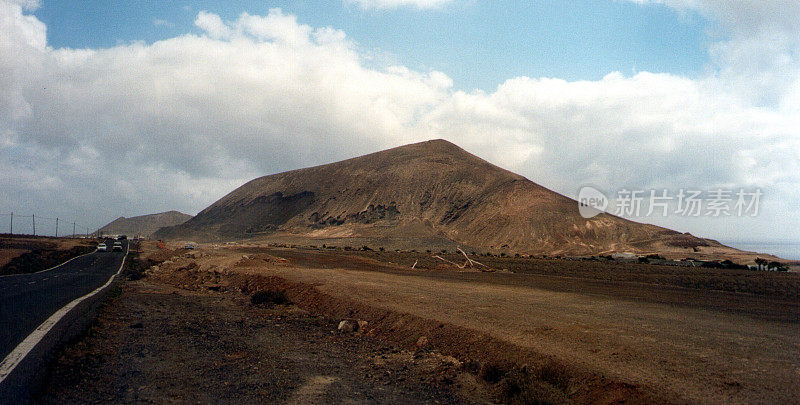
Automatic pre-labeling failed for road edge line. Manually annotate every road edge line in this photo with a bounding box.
[0,249,128,383]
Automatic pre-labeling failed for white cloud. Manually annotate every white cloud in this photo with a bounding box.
[7,0,38,11]
[418,72,800,239]
[0,5,452,227]
[628,0,800,36]
[0,2,798,243]
[347,0,454,10]
[629,0,800,108]
[194,11,231,39]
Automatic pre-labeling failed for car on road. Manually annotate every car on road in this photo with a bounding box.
[184,243,196,250]
[97,243,107,252]
[113,242,123,252]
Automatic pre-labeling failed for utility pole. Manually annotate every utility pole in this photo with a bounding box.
[55,217,59,237]
[9,212,12,235]
[32,214,35,236]
[73,222,76,238]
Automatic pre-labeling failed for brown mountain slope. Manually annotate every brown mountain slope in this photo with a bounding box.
[156,140,729,256]
[99,211,192,238]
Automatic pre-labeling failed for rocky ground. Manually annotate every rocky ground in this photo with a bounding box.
[36,278,489,404]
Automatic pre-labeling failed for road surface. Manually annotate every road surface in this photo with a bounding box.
[0,239,128,362]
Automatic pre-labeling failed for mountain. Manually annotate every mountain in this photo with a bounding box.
[99,211,192,238]
[154,140,738,257]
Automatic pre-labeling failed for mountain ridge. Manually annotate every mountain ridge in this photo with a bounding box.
[155,139,741,258]
[99,210,192,238]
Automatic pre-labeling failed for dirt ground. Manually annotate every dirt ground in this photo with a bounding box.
[140,243,798,404]
[0,235,96,275]
[38,279,488,404]
[38,242,800,403]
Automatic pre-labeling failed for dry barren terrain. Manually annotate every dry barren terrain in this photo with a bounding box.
[0,235,96,275]
[148,243,799,402]
[39,241,800,403]
[39,280,482,404]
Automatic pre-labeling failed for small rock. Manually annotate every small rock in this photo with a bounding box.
[441,355,462,367]
[357,320,369,332]
[338,319,359,333]
[416,336,430,348]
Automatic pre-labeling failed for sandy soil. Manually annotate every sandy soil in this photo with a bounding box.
[144,244,799,404]
[38,279,486,404]
[0,248,28,268]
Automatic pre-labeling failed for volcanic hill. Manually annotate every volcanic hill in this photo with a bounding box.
[99,210,192,238]
[156,139,735,256]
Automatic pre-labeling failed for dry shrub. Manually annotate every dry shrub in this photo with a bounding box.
[491,361,574,404]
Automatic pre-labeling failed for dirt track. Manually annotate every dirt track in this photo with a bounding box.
[143,245,799,404]
[269,267,798,403]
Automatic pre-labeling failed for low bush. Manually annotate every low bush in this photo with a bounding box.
[494,361,573,404]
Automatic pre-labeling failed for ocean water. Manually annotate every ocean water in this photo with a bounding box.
[722,241,800,261]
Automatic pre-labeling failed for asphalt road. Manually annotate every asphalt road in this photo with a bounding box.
[0,239,128,362]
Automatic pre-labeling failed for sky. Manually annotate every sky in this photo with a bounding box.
[1,0,799,252]
[31,0,710,91]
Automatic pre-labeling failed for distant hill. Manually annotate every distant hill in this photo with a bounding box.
[99,211,192,238]
[154,140,754,258]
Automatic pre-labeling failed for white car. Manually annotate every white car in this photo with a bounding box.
[97,243,108,252]
[113,241,123,252]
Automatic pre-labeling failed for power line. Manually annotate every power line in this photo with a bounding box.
[0,211,98,238]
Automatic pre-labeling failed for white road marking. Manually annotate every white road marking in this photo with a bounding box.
[0,248,128,384]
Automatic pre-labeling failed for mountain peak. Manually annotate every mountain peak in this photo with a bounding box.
[154,139,728,258]
[392,138,467,155]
